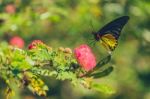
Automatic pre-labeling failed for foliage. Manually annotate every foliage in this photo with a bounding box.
[0,41,113,98]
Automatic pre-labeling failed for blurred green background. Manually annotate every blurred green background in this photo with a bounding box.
[0,0,150,99]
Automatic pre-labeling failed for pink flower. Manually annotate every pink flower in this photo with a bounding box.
[28,40,43,50]
[5,4,16,14]
[74,44,96,71]
[9,36,24,48]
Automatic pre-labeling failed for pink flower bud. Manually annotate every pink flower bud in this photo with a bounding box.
[9,36,24,48]
[28,40,43,50]
[74,44,96,71]
[5,4,16,14]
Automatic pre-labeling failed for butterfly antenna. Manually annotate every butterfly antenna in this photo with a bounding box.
[87,19,96,47]
[89,19,95,34]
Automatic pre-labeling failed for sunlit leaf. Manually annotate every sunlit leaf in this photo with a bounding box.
[91,83,115,94]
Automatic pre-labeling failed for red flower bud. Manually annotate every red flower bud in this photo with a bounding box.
[5,4,16,14]
[74,44,96,71]
[9,36,24,48]
[28,40,43,50]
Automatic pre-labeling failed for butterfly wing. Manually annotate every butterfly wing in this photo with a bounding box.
[97,16,129,51]
[100,34,118,52]
[98,16,129,39]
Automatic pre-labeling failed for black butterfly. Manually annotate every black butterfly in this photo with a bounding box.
[92,16,129,54]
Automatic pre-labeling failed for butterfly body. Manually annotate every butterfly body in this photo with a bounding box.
[93,32,101,41]
[92,16,129,53]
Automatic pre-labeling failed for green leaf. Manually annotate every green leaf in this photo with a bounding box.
[94,55,111,70]
[31,67,57,77]
[91,83,115,94]
[89,66,113,78]
[57,71,76,81]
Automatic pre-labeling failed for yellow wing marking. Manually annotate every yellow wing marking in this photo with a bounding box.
[100,34,118,52]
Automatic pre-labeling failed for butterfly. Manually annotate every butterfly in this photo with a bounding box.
[92,16,129,54]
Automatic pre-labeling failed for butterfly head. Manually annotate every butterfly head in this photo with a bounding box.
[92,32,101,41]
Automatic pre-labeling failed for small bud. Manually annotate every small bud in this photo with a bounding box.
[58,47,65,52]
[5,4,16,14]
[64,48,72,54]
[28,40,43,50]
[47,46,52,51]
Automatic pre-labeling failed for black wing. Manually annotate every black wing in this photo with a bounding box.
[98,16,129,39]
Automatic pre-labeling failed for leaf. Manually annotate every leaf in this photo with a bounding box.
[89,66,113,78]
[10,49,32,70]
[31,67,57,77]
[91,83,115,94]
[57,71,76,80]
[94,55,111,70]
